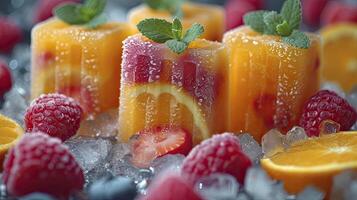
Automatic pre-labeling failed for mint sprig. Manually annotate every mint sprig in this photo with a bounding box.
[137,18,204,54]
[144,0,185,18]
[54,0,107,28]
[243,0,310,49]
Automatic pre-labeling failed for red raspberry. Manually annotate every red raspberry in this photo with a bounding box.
[302,0,328,26]
[0,60,12,98]
[139,172,202,200]
[321,1,357,25]
[34,0,80,23]
[182,133,252,184]
[3,132,84,198]
[299,90,357,137]
[25,93,83,141]
[0,17,22,53]
[225,0,256,31]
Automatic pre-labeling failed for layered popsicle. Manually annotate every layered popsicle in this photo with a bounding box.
[128,2,224,41]
[31,18,132,119]
[224,26,320,141]
[118,35,229,144]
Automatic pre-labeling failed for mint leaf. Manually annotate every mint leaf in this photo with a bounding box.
[85,13,107,29]
[54,0,107,28]
[54,4,88,24]
[243,11,269,33]
[280,0,301,30]
[137,18,174,43]
[282,30,310,49]
[165,39,187,54]
[182,23,204,44]
[137,18,204,54]
[172,18,183,40]
[263,11,284,35]
[276,20,292,36]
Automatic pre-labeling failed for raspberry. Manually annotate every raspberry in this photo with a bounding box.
[0,60,12,98]
[321,2,357,25]
[25,93,83,141]
[3,132,84,198]
[0,17,22,53]
[302,0,328,26]
[182,133,252,184]
[299,90,357,137]
[34,0,79,23]
[139,172,202,200]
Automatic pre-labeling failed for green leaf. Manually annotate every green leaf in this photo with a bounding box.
[263,11,284,35]
[243,11,269,33]
[282,30,310,49]
[54,0,107,27]
[182,23,204,44]
[165,39,187,54]
[137,18,174,43]
[172,18,183,40]
[85,13,107,29]
[54,4,88,25]
[280,0,301,30]
[276,20,292,36]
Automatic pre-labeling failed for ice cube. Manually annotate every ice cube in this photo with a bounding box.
[238,133,263,164]
[319,120,340,136]
[0,86,29,124]
[149,154,185,175]
[109,153,144,182]
[330,170,357,200]
[244,167,287,200]
[283,126,308,148]
[261,129,284,157]
[65,137,113,172]
[321,82,346,98]
[195,173,239,200]
[296,186,324,200]
[235,192,251,200]
[77,109,118,138]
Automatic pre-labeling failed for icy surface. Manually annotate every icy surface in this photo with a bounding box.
[238,133,263,164]
[347,86,357,110]
[77,109,118,138]
[149,154,185,175]
[65,137,113,172]
[296,186,324,200]
[330,170,357,200]
[195,173,239,200]
[244,167,287,200]
[261,129,284,157]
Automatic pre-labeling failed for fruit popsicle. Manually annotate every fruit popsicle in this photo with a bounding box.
[320,23,357,92]
[118,34,229,144]
[128,2,224,41]
[223,26,320,142]
[31,18,132,119]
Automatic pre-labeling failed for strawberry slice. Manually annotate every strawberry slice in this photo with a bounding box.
[130,125,193,168]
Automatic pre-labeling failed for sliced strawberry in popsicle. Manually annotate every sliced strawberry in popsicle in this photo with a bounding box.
[130,125,193,168]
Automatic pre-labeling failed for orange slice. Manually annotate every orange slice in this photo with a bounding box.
[118,83,210,144]
[321,23,357,92]
[0,114,23,170]
[261,131,357,195]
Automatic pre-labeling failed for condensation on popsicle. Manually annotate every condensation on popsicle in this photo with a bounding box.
[118,34,229,144]
[128,2,225,41]
[223,26,320,142]
[31,18,132,119]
